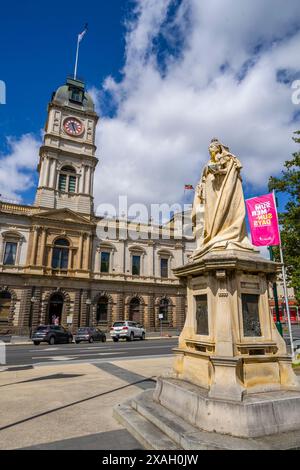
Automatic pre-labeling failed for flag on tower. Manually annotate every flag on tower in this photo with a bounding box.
[78,23,88,43]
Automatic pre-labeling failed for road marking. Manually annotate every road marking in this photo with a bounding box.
[33,353,173,367]
[29,348,60,352]
[33,356,76,361]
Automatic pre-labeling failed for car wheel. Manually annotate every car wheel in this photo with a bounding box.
[140,332,145,340]
[101,336,106,343]
[130,332,134,341]
[89,337,94,343]
[113,338,119,342]
[75,340,80,344]
[33,341,40,346]
[48,336,55,345]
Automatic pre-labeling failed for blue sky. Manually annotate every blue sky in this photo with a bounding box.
[0,0,127,144]
[0,0,299,216]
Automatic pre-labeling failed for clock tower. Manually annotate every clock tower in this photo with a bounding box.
[34,77,99,216]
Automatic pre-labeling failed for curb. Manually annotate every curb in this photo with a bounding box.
[5,336,179,346]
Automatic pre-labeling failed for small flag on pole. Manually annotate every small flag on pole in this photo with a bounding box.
[78,23,88,43]
[184,184,194,190]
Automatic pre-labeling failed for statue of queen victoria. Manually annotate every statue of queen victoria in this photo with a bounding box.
[192,138,255,257]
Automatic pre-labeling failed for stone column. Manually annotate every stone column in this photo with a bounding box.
[49,158,56,188]
[30,226,39,266]
[95,248,101,273]
[44,157,51,187]
[86,166,91,195]
[79,167,85,193]
[77,233,84,270]
[39,229,47,266]
[84,234,91,271]
[68,248,73,271]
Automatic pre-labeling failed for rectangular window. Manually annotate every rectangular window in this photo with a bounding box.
[195,294,209,336]
[160,258,168,278]
[68,175,76,193]
[58,174,67,192]
[100,252,110,273]
[3,242,17,265]
[242,293,262,337]
[52,248,69,270]
[132,255,141,276]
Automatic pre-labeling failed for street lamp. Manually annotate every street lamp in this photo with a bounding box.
[86,298,92,327]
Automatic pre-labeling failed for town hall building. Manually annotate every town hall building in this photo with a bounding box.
[0,76,194,335]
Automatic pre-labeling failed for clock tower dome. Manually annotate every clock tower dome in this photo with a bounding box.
[34,77,98,216]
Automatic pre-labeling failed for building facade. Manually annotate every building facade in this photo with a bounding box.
[0,77,194,335]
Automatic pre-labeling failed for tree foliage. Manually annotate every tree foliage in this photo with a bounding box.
[269,131,300,303]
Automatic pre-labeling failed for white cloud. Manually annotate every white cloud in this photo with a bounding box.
[93,0,300,212]
[0,134,40,201]
[1,0,300,214]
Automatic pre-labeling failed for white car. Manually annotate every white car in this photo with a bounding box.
[110,321,146,342]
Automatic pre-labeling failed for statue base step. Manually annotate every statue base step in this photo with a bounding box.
[114,379,300,450]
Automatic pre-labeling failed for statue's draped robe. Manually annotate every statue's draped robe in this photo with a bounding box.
[193,156,254,256]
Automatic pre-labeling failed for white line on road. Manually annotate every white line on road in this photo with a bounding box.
[33,352,127,360]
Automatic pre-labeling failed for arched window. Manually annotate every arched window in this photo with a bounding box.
[96,296,108,323]
[159,298,169,322]
[58,166,77,193]
[0,291,11,324]
[52,238,69,270]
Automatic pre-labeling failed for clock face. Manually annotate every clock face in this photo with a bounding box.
[63,117,84,136]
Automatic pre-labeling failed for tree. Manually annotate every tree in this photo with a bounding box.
[269,131,300,303]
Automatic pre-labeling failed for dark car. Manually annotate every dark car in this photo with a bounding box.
[75,327,106,344]
[32,325,73,345]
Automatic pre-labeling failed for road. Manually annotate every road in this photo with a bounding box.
[4,324,300,368]
[5,338,178,368]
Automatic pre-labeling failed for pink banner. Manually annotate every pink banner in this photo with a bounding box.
[245,193,280,246]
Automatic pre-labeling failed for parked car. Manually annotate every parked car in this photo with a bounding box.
[32,325,73,345]
[110,321,145,342]
[75,327,106,344]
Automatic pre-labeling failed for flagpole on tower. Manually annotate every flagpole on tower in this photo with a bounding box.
[73,23,88,80]
[74,36,80,80]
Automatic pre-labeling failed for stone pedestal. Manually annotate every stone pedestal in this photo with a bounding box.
[171,250,299,401]
[114,250,300,449]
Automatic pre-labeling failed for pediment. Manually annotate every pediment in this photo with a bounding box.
[33,208,94,226]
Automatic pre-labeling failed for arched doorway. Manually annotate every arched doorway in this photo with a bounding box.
[0,291,11,325]
[96,296,108,325]
[48,293,64,325]
[129,297,141,323]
